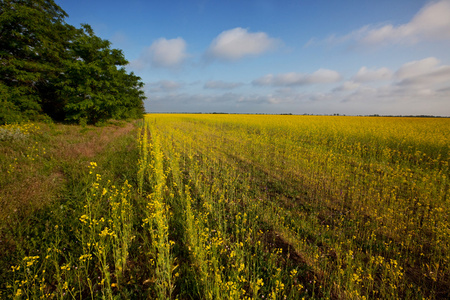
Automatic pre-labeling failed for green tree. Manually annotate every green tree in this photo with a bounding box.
[112,69,146,120]
[0,82,24,123]
[0,0,145,125]
[0,0,72,123]
[61,24,145,124]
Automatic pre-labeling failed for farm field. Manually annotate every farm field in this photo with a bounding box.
[1,115,449,299]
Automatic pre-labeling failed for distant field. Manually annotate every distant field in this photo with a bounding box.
[1,115,449,299]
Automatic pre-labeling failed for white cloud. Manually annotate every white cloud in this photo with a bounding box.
[335,57,450,115]
[206,27,280,61]
[409,0,450,39]
[395,57,450,88]
[395,57,440,80]
[309,69,342,83]
[333,81,361,92]
[362,0,450,45]
[311,0,450,47]
[147,80,183,93]
[145,89,312,114]
[360,24,413,46]
[145,77,450,116]
[353,67,393,82]
[204,80,244,90]
[144,56,450,116]
[253,69,341,86]
[150,38,188,68]
[132,38,188,69]
[343,58,450,97]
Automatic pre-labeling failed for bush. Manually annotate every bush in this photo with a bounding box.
[0,123,39,141]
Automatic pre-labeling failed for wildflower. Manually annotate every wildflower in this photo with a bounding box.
[79,215,89,224]
[99,227,115,237]
[10,265,20,275]
[256,278,264,287]
[61,264,71,271]
[23,256,39,267]
[238,263,245,273]
[290,269,298,278]
[79,254,93,262]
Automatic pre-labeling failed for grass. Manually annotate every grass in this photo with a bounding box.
[0,120,141,299]
[0,115,449,299]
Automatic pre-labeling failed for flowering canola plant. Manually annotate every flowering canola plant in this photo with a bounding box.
[4,115,448,299]
[141,114,449,299]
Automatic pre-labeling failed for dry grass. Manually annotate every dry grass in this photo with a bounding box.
[48,122,136,159]
[0,173,64,224]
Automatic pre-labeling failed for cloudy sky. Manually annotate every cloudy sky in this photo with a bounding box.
[59,0,450,115]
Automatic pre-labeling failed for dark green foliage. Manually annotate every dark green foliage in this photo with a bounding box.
[61,24,145,124]
[0,82,24,123]
[0,0,145,125]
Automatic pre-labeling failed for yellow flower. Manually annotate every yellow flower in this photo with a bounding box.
[256,278,264,287]
[79,254,92,261]
[61,264,71,271]
[79,215,89,224]
[290,269,298,277]
[238,263,245,273]
[99,227,115,237]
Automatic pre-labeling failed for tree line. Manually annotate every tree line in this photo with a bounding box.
[0,0,146,125]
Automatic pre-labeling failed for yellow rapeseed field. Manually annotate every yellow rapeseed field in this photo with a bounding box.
[141,114,449,299]
[2,116,448,299]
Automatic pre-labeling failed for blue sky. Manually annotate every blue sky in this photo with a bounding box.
[58,0,450,115]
